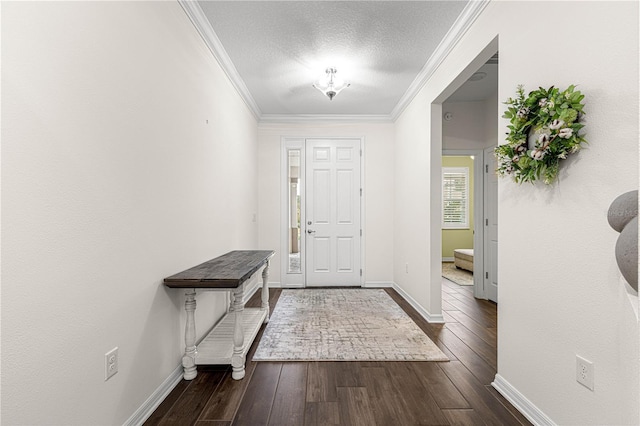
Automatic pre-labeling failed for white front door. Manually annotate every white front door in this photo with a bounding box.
[484,147,498,302]
[305,139,361,286]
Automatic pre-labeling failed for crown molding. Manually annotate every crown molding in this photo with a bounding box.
[259,114,393,124]
[390,0,491,121]
[180,0,489,124]
[178,0,262,120]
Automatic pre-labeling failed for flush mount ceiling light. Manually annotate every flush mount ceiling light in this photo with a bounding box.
[313,67,350,100]
[469,71,487,82]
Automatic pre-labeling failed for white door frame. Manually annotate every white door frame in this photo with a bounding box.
[442,149,486,299]
[280,137,365,288]
[483,146,498,303]
[430,36,498,315]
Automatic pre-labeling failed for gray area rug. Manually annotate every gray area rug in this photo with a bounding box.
[442,262,474,286]
[253,289,449,362]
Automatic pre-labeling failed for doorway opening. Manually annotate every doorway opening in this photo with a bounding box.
[441,152,481,291]
[280,137,364,288]
[432,37,499,304]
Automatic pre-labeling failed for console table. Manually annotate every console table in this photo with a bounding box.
[164,250,274,380]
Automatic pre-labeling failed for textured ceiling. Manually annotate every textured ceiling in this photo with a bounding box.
[197,1,469,116]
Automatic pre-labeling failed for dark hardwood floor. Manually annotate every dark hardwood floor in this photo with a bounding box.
[145,281,531,426]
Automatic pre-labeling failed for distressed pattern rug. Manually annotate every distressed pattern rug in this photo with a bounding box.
[253,289,448,362]
[442,262,474,286]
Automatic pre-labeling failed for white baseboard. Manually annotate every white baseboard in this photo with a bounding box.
[442,257,455,262]
[392,283,445,323]
[274,282,393,289]
[123,364,183,426]
[272,282,307,288]
[363,281,394,288]
[492,374,555,426]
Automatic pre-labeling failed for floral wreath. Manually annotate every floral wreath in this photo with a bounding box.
[496,85,587,184]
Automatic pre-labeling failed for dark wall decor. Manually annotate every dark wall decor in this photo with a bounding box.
[608,190,638,292]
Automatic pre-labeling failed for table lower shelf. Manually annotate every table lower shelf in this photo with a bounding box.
[196,307,267,365]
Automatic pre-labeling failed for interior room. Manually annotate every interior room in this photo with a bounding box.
[442,154,475,286]
[2,1,638,425]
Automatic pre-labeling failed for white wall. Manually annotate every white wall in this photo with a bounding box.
[442,101,487,150]
[394,94,441,316]
[258,122,394,286]
[395,1,639,424]
[2,2,258,424]
[442,97,499,151]
[484,92,499,148]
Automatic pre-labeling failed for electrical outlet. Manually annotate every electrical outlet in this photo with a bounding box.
[105,347,118,381]
[576,355,594,390]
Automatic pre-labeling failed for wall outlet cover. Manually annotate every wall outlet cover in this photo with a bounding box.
[576,355,594,391]
[105,347,119,381]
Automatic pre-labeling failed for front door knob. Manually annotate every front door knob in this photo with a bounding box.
[307,229,316,234]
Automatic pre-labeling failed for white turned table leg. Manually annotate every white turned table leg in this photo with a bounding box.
[231,285,245,380]
[261,260,270,323]
[182,290,197,380]
[228,290,235,313]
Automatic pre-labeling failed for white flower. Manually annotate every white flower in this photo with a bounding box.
[548,101,555,108]
[512,155,520,163]
[517,145,526,153]
[549,119,565,130]
[539,98,548,107]
[530,149,545,160]
[558,152,568,160]
[516,107,530,119]
[571,145,581,153]
[558,128,573,138]
[537,133,550,148]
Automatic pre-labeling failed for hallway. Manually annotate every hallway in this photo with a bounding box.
[146,282,529,425]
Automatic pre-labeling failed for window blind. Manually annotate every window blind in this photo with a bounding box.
[442,167,469,229]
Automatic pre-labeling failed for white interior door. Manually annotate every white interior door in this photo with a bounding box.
[484,147,498,302]
[305,139,361,286]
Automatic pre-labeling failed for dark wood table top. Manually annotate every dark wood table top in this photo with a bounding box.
[164,250,275,288]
